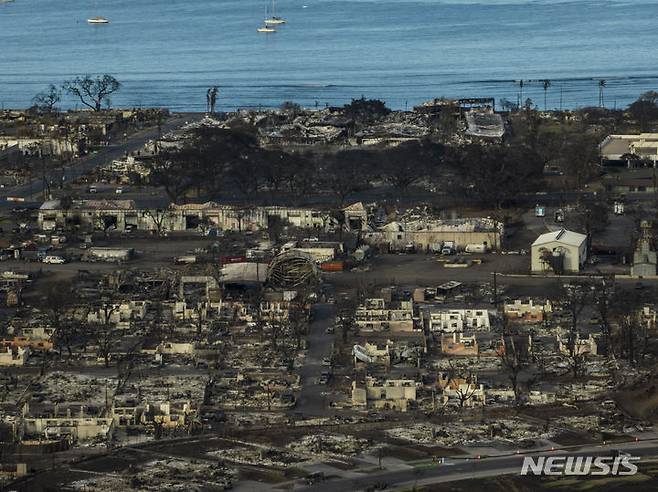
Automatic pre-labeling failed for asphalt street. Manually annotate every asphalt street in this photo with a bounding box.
[293,303,336,417]
[302,440,658,491]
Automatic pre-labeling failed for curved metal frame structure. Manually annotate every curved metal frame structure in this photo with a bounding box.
[266,251,319,288]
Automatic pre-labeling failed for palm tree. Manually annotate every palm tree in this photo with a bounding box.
[598,79,607,108]
[542,79,551,110]
[518,80,524,109]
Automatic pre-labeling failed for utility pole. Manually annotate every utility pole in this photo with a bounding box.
[651,165,658,207]
[493,271,498,307]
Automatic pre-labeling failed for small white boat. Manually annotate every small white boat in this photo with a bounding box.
[264,16,286,25]
[263,0,285,25]
[257,25,276,33]
[87,16,109,24]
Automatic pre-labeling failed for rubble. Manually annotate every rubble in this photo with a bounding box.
[208,444,305,467]
[69,458,235,491]
[286,433,371,458]
[386,419,555,449]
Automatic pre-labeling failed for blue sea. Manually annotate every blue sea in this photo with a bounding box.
[1,0,658,111]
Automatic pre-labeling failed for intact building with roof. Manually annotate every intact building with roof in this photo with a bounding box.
[531,229,587,274]
[600,133,658,164]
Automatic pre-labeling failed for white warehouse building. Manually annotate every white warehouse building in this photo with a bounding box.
[531,229,587,274]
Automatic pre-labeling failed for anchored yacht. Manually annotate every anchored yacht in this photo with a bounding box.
[263,0,286,25]
[87,16,109,24]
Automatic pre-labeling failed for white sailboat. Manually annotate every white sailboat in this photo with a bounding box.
[264,0,286,25]
[87,0,109,24]
[257,24,276,33]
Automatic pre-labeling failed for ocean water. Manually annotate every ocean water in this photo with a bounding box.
[1,0,658,111]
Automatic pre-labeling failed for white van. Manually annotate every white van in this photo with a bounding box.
[42,255,66,264]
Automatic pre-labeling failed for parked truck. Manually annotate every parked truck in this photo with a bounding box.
[352,245,371,262]
[174,255,197,265]
[429,242,444,254]
[441,241,456,255]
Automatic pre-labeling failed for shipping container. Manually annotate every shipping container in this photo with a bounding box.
[320,261,344,272]
[221,255,246,264]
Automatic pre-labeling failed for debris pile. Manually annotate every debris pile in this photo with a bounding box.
[386,419,555,448]
[70,458,235,491]
[287,433,371,458]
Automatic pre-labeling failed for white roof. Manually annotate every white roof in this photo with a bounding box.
[532,229,586,248]
[380,221,404,232]
[220,262,269,283]
[39,199,61,210]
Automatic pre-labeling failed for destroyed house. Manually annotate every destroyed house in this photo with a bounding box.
[86,301,148,326]
[437,373,486,408]
[179,276,219,302]
[260,293,298,321]
[0,136,79,157]
[6,336,53,351]
[352,377,417,412]
[557,333,598,356]
[352,342,391,367]
[141,402,195,429]
[504,299,552,322]
[465,110,505,139]
[355,298,416,332]
[427,308,490,332]
[0,345,28,366]
[24,413,113,442]
[441,332,479,356]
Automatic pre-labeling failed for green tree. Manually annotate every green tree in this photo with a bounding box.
[628,91,658,132]
[323,149,373,205]
[379,140,443,192]
[445,144,544,209]
[343,97,391,124]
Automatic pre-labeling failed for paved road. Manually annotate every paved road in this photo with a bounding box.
[0,112,199,204]
[331,254,658,296]
[302,440,658,491]
[293,303,336,417]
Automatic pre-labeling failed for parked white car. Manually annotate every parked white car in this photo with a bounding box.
[42,255,66,264]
